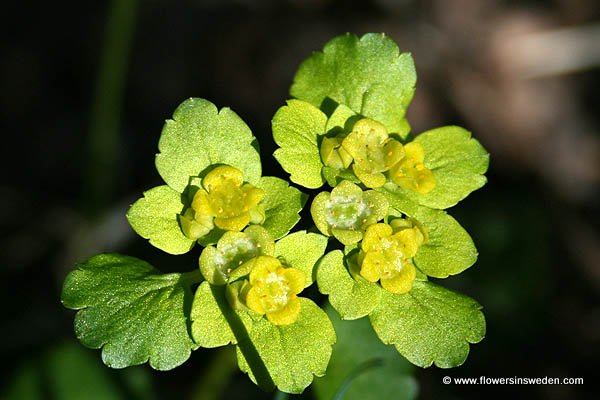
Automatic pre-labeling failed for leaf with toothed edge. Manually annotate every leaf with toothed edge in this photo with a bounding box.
[126,185,194,255]
[256,176,308,240]
[385,126,489,210]
[272,99,327,189]
[291,33,416,138]
[61,254,198,371]
[156,98,262,193]
[411,206,478,278]
[275,231,329,287]
[369,281,485,368]
[191,281,336,394]
[236,298,336,394]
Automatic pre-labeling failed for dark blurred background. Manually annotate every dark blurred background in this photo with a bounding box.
[1,0,598,399]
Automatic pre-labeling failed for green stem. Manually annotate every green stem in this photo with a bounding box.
[84,0,138,216]
[333,358,385,400]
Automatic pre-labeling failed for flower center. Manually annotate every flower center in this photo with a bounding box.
[379,238,405,278]
[214,237,260,277]
[364,236,405,279]
[389,142,436,194]
[263,272,291,311]
[208,181,248,218]
[325,194,372,230]
[253,271,292,313]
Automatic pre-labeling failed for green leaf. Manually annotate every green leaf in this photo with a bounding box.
[191,282,253,348]
[126,185,194,255]
[236,298,336,394]
[379,185,420,216]
[192,283,335,394]
[369,281,485,368]
[272,99,327,188]
[412,207,478,278]
[322,166,361,187]
[313,304,418,400]
[257,176,307,240]
[291,33,415,137]
[390,126,489,209]
[275,231,328,287]
[325,103,358,133]
[380,188,478,278]
[61,254,198,371]
[156,98,262,193]
[316,250,382,320]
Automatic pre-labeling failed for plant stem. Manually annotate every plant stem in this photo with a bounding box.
[84,0,138,216]
[333,358,385,400]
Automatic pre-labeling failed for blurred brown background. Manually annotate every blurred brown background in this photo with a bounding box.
[1,0,597,399]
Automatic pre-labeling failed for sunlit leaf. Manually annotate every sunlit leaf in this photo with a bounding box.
[236,299,336,394]
[62,254,197,371]
[126,185,194,255]
[156,98,261,193]
[257,176,307,239]
[275,231,328,287]
[369,281,485,368]
[316,250,382,320]
[272,100,327,188]
[291,33,415,137]
[313,304,418,400]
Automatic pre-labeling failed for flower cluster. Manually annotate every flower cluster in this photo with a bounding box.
[124,97,314,330]
[155,162,313,326]
[199,225,308,325]
[310,114,439,294]
[321,118,435,192]
[63,33,489,395]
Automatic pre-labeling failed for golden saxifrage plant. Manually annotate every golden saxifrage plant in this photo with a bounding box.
[62,33,489,394]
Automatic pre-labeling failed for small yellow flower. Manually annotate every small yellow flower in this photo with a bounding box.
[389,142,436,194]
[244,256,305,325]
[358,222,425,294]
[341,119,404,188]
[320,136,353,170]
[181,166,265,239]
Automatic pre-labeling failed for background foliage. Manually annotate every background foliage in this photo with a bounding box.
[1,0,597,399]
